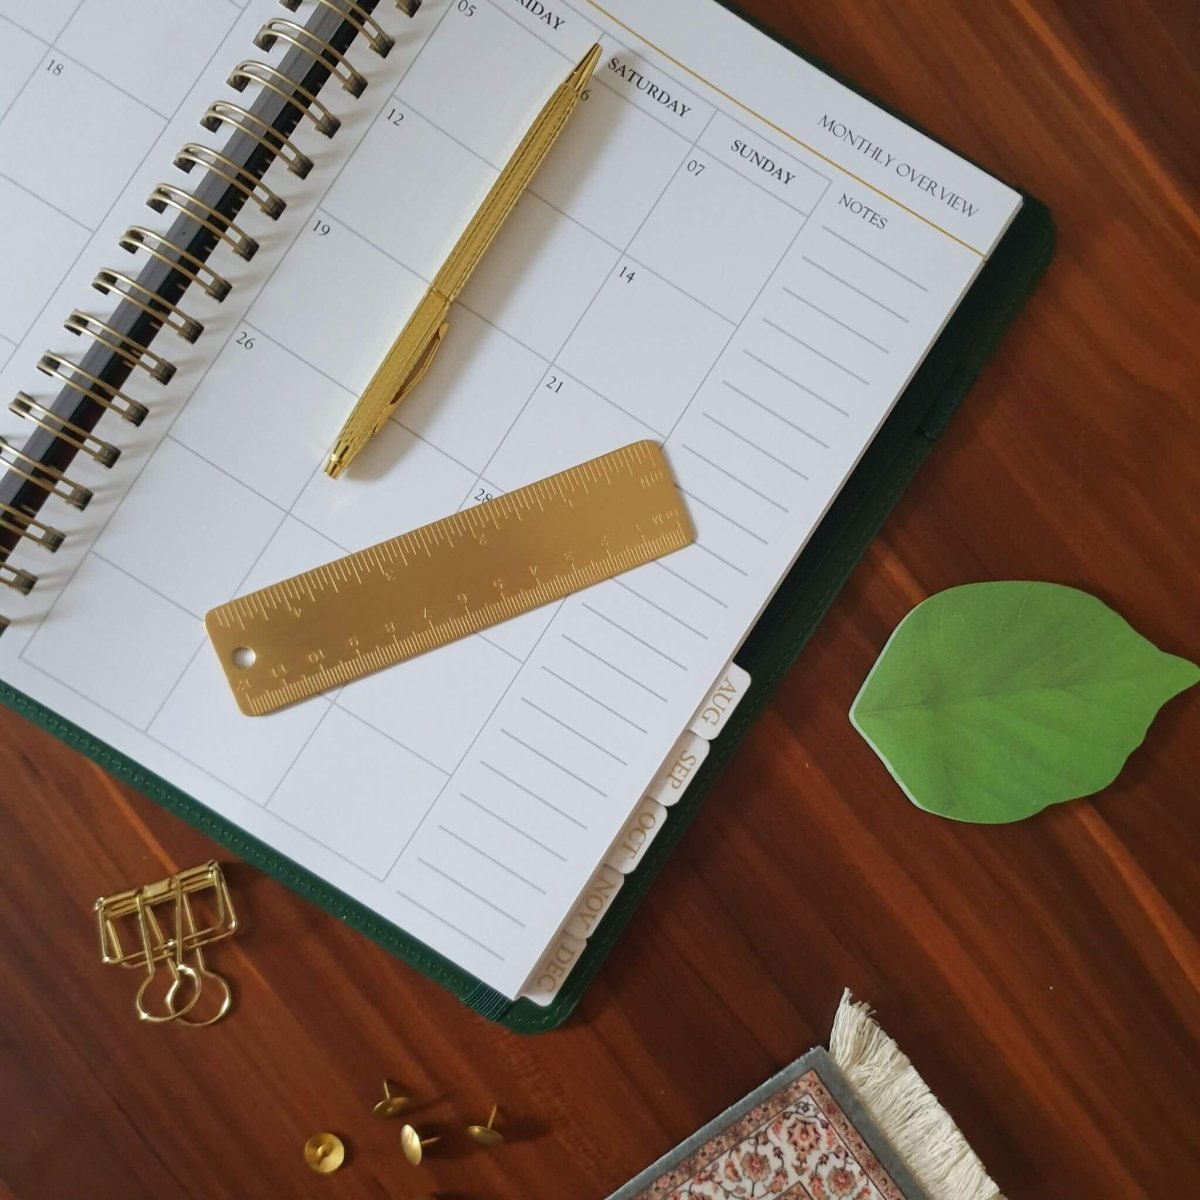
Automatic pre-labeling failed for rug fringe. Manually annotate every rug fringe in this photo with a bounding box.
[828,990,1004,1200]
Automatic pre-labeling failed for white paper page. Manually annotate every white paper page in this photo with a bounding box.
[0,0,1021,998]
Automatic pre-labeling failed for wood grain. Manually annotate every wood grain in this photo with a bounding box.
[1,2,1197,1197]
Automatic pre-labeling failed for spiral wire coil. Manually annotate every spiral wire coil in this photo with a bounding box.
[0,1,420,635]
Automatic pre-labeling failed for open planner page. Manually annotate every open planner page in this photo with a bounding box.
[0,0,1021,998]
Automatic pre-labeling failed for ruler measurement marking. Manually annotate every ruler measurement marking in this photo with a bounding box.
[207,443,696,714]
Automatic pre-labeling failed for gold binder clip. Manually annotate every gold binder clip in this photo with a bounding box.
[254,18,368,97]
[228,61,340,137]
[37,354,149,426]
[119,226,232,302]
[174,143,286,219]
[10,393,120,468]
[65,310,176,384]
[0,501,64,553]
[146,184,259,263]
[280,0,396,57]
[96,861,237,1027]
[200,102,313,179]
[93,266,205,341]
[0,436,92,510]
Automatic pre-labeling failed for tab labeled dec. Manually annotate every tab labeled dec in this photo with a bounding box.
[521,930,586,1006]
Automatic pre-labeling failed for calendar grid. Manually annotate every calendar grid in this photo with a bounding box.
[0,169,90,233]
[0,0,1021,998]
[368,92,732,872]
[0,2,240,347]
[5,0,276,638]
[0,3,85,52]
[125,0,463,782]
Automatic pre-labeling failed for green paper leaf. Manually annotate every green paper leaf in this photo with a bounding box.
[850,582,1199,823]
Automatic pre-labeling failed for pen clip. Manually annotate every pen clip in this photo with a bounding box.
[376,320,449,435]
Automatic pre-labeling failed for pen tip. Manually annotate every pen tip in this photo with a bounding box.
[324,446,349,479]
[573,43,602,89]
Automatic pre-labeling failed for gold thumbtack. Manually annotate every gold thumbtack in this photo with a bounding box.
[303,1132,346,1174]
[466,1103,505,1147]
[372,1078,411,1118]
[400,1123,440,1165]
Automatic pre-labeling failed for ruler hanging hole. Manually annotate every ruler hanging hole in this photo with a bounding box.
[231,646,256,670]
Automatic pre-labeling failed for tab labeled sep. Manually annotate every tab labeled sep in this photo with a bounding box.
[689,663,751,740]
[647,732,710,806]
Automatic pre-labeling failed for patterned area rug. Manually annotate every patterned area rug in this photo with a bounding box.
[612,1048,925,1200]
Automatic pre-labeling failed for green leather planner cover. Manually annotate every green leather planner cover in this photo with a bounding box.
[0,5,1054,1033]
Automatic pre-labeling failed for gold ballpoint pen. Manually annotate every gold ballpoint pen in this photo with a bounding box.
[324,42,603,478]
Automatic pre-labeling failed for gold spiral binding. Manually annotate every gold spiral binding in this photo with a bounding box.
[228,62,340,137]
[0,436,93,511]
[1,563,37,597]
[1,1,418,628]
[10,394,121,469]
[65,310,176,385]
[174,143,286,219]
[147,184,259,262]
[279,0,395,57]
[254,18,368,97]
[37,354,149,427]
[200,102,313,179]
[93,268,205,343]
[0,502,65,554]
[120,227,232,302]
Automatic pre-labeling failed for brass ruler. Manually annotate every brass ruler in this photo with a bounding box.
[207,441,694,715]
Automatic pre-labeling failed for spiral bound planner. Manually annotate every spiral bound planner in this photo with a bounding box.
[0,0,1051,1028]
[0,0,419,607]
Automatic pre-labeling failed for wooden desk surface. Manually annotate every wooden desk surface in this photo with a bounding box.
[1,2,1197,1197]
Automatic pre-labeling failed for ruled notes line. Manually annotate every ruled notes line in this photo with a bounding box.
[801,256,911,322]
[703,412,811,478]
[501,730,608,797]
[581,603,690,669]
[612,577,709,638]
[822,225,929,291]
[417,857,527,926]
[653,559,731,608]
[781,286,891,352]
[763,318,871,384]
[481,761,590,828]
[522,697,629,765]
[437,825,548,893]
[681,443,789,511]
[743,350,850,416]
[690,541,751,577]
[562,635,670,700]
[541,666,651,732]
[678,488,771,545]
[460,793,569,861]
[394,889,504,959]
[722,381,830,448]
